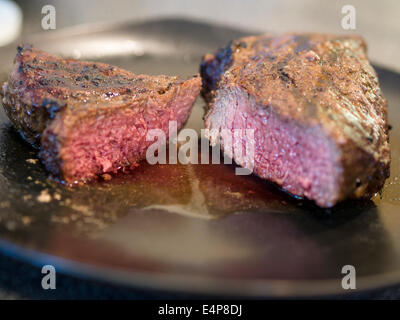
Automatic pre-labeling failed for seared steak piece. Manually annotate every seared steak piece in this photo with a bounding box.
[1,45,201,184]
[201,33,390,208]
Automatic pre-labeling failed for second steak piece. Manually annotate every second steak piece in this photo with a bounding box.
[1,45,201,184]
[201,33,390,208]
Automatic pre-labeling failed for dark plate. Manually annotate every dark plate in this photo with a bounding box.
[0,19,399,297]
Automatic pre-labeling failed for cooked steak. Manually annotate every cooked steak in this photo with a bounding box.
[1,45,201,184]
[200,33,390,208]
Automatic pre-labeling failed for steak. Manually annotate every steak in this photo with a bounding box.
[200,33,390,208]
[1,45,201,184]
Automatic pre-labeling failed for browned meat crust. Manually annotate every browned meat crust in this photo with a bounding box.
[201,33,390,207]
[1,45,201,183]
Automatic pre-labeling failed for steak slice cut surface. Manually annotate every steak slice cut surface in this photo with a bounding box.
[1,45,201,184]
[200,33,390,208]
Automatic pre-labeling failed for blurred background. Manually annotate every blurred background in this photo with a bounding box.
[0,0,399,71]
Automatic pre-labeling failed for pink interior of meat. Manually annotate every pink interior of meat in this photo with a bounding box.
[205,87,342,207]
[57,101,192,183]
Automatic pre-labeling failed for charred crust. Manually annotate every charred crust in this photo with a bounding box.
[278,69,296,87]
[39,128,64,179]
[157,82,173,95]
[40,98,66,119]
[200,42,233,102]
[16,44,33,56]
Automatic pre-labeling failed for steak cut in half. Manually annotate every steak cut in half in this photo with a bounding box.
[1,45,201,184]
[200,33,390,208]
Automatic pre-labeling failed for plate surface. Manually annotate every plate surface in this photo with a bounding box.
[0,19,400,297]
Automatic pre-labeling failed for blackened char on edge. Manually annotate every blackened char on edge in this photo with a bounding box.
[1,45,201,184]
[200,33,390,208]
